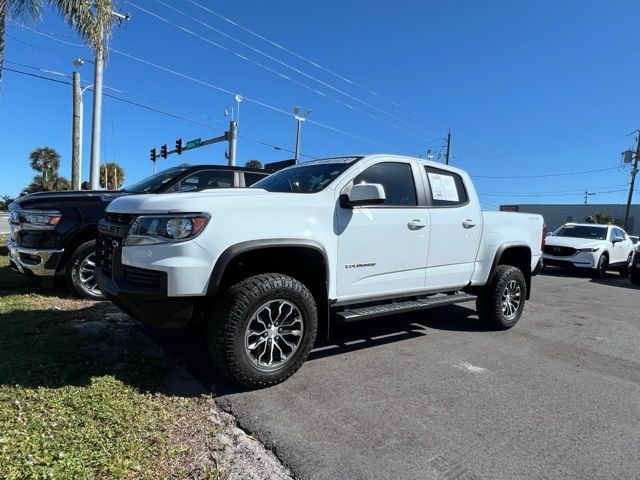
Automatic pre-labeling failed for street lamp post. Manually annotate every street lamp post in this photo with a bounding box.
[73,58,121,190]
[293,106,311,164]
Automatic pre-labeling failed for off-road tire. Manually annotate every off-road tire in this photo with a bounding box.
[65,240,105,300]
[476,264,527,330]
[631,261,640,285]
[593,253,609,278]
[619,252,634,278]
[208,273,318,389]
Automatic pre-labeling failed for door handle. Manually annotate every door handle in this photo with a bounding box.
[408,219,426,230]
[462,219,477,229]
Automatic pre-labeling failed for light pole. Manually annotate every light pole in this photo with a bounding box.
[73,58,122,190]
[293,106,311,164]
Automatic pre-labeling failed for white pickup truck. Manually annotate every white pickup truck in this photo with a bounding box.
[96,155,544,388]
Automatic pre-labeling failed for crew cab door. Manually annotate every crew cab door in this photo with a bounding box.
[422,165,482,288]
[335,159,430,302]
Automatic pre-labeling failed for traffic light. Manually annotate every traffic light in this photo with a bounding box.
[160,144,168,159]
[175,138,183,155]
[150,148,157,163]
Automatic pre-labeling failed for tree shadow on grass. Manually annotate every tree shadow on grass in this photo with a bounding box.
[0,302,179,393]
[0,264,69,299]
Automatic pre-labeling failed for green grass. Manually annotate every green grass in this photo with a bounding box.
[0,240,221,479]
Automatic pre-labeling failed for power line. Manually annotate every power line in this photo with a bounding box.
[1,66,319,159]
[478,183,629,196]
[183,0,407,109]
[127,3,362,114]
[479,189,628,197]
[9,21,393,149]
[144,0,436,138]
[472,166,620,179]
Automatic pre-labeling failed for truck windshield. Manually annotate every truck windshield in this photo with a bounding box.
[123,167,190,194]
[553,225,607,240]
[251,159,356,193]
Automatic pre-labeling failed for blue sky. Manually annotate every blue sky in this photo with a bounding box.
[1,0,639,209]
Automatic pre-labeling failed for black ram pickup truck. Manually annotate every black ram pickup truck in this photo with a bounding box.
[8,164,268,299]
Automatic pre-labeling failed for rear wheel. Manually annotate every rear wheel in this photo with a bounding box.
[631,256,640,285]
[65,240,105,300]
[476,265,527,330]
[208,273,318,388]
[619,252,634,278]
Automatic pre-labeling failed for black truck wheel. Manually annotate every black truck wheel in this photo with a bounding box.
[631,264,640,285]
[208,273,318,388]
[66,240,105,300]
[476,264,526,330]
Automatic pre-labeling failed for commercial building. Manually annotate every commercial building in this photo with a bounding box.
[499,204,640,234]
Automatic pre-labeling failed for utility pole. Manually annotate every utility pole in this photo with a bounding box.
[293,106,312,164]
[584,191,595,205]
[88,10,130,190]
[88,25,104,190]
[444,129,452,165]
[226,120,238,166]
[71,71,82,190]
[623,130,640,231]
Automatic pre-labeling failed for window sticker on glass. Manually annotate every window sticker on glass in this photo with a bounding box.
[428,172,459,202]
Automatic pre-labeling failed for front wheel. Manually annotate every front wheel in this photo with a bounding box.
[208,273,318,388]
[593,254,609,278]
[65,240,105,300]
[476,265,526,330]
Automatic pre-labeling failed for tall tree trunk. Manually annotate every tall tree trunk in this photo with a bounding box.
[0,0,6,88]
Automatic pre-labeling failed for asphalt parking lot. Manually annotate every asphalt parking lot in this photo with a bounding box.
[153,270,640,480]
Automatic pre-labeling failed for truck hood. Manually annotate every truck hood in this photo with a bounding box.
[12,190,127,210]
[106,188,323,214]
[545,236,608,249]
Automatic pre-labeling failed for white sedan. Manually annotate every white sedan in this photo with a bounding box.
[543,223,635,277]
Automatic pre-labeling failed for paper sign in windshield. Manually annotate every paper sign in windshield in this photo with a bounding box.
[428,173,459,202]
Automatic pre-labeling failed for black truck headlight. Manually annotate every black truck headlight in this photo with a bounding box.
[125,214,209,246]
[19,210,62,230]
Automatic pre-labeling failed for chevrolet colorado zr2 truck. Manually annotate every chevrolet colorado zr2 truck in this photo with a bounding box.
[96,155,545,388]
[7,165,268,299]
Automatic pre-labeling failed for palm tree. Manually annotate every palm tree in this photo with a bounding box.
[0,0,114,86]
[245,159,263,169]
[99,161,125,190]
[29,146,60,183]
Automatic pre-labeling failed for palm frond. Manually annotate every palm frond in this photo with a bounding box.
[51,0,113,57]
[7,0,42,21]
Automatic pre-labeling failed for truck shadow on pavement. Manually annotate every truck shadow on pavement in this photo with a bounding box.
[144,303,485,395]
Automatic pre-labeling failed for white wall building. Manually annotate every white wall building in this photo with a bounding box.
[499,204,640,234]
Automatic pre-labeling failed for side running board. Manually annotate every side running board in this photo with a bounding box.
[335,292,476,323]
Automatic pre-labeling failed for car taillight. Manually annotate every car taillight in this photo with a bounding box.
[541,224,547,250]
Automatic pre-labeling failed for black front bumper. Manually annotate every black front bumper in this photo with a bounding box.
[96,267,195,328]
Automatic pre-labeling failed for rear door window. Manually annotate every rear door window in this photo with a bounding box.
[166,170,234,192]
[424,166,468,207]
[244,172,269,186]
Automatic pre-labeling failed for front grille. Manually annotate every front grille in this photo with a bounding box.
[544,245,577,257]
[96,234,121,276]
[105,212,135,225]
[124,266,164,288]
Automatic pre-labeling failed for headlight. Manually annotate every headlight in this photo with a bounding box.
[124,214,209,246]
[577,247,599,253]
[18,210,62,230]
